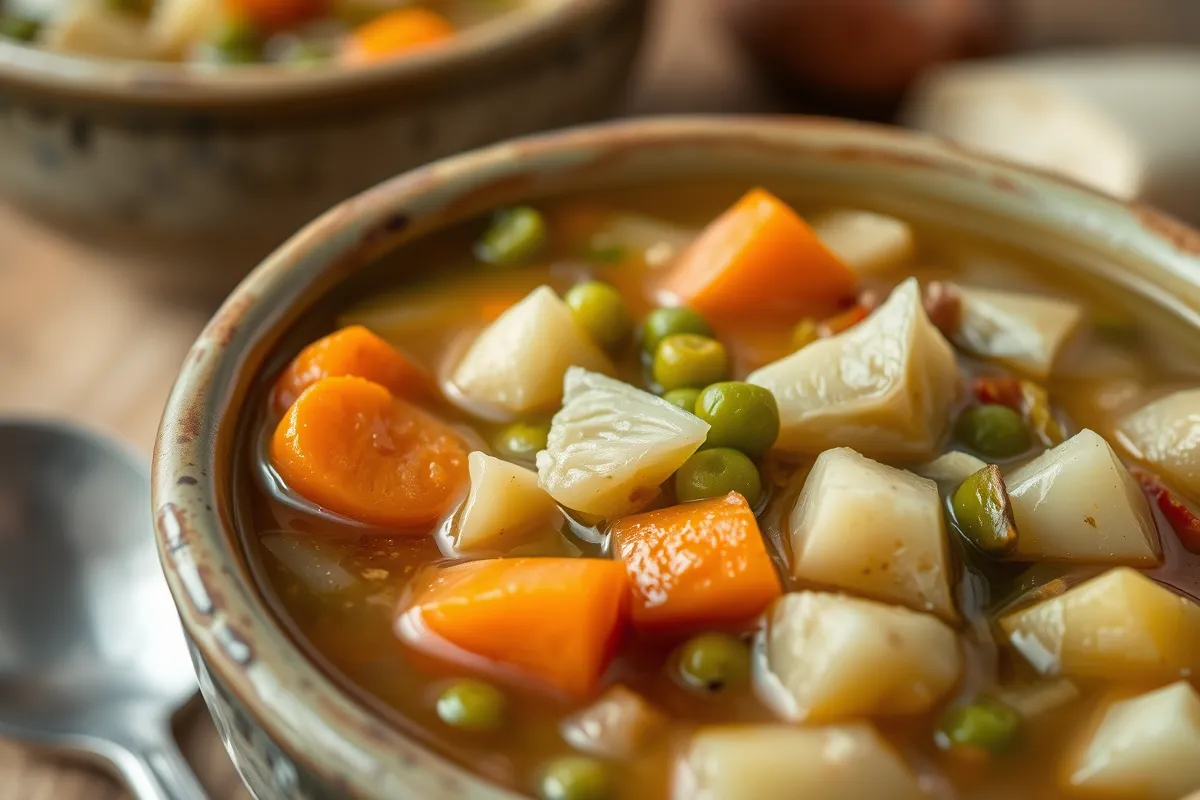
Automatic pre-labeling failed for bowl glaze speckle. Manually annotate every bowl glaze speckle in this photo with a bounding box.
[152,117,1200,799]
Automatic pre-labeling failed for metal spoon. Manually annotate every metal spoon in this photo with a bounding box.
[0,419,206,800]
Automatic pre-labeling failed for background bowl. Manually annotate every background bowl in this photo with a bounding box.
[152,116,1200,799]
[0,0,644,288]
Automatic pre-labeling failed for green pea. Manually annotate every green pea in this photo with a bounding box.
[676,632,751,693]
[563,281,632,350]
[0,14,40,41]
[641,307,712,356]
[674,448,762,507]
[653,334,728,392]
[207,17,261,64]
[955,404,1031,459]
[435,679,506,732]
[493,421,550,463]
[475,206,547,267]
[937,698,1021,755]
[951,464,1018,557]
[538,756,612,800]
[663,387,702,412]
[695,382,779,457]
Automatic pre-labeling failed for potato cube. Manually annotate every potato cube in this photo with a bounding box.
[447,452,564,555]
[756,592,960,723]
[955,286,1083,379]
[1000,567,1200,681]
[1119,388,1200,500]
[560,685,666,759]
[811,209,915,275]
[789,447,955,617]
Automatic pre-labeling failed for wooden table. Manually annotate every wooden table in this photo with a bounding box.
[0,1,781,797]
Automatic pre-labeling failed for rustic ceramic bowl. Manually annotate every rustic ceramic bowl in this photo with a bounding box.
[0,0,644,282]
[151,117,1200,799]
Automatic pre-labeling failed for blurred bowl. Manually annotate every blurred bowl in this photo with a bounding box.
[0,0,645,286]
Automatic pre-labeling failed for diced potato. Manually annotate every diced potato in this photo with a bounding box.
[588,213,696,268]
[449,286,612,417]
[811,209,915,275]
[537,368,709,518]
[149,0,221,58]
[445,452,564,555]
[915,451,987,484]
[675,723,927,800]
[42,0,163,59]
[747,278,959,460]
[994,678,1080,719]
[1006,429,1159,564]
[560,685,666,759]
[1065,681,1200,800]
[954,286,1083,379]
[756,592,960,723]
[788,448,955,617]
[261,534,359,596]
[1119,389,1200,500]
[1000,567,1200,682]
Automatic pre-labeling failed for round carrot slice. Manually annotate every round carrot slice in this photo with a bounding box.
[272,325,429,415]
[341,8,455,67]
[271,376,469,530]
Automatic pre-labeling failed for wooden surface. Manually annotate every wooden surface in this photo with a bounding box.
[0,1,774,798]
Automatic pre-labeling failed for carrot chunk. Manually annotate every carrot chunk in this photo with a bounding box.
[341,8,455,67]
[660,188,858,319]
[272,325,429,415]
[271,376,469,530]
[398,558,629,697]
[610,492,782,634]
[224,0,325,32]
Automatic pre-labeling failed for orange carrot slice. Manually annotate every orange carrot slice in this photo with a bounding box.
[271,376,469,530]
[224,0,325,32]
[610,492,782,634]
[659,188,858,319]
[341,8,455,67]
[272,325,429,415]
[399,558,629,697]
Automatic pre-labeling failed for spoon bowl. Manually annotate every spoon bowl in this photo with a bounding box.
[0,419,204,800]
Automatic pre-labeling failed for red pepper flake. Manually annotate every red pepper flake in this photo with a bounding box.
[971,375,1023,409]
[1132,467,1200,554]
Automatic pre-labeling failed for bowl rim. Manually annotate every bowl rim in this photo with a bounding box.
[152,115,1200,799]
[0,0,624,108]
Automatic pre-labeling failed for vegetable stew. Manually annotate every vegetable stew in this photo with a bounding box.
[238,183,1200,799]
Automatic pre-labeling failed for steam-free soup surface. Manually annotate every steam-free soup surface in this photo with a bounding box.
[237,182,1200,800]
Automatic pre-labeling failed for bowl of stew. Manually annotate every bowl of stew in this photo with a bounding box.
[154,116,1200,799]
[0,0,643,280]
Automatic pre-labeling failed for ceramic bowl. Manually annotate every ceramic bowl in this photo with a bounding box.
[0,0,644,281]
[151,116,1200,799]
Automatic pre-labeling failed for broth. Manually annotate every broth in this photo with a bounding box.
[235,182,1200,799]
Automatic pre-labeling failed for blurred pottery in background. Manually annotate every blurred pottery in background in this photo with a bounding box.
[0,0,644,293]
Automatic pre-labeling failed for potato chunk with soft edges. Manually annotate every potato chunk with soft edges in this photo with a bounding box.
[812,209,915,275]
[915,451,987,484]
[445,452,564,555]
[560,685,666,759]
[675,723,926,800]
[1006,429,1159,563]
[955,286,1083,379]
[537,368,709,518]
[1066,682,1200,800]
[756,592,960,723]
[450,286,612,417]
[1119,388,1200,500]
[1000,567,1200,681]
[789,448,955,617]
[747,278,958,459]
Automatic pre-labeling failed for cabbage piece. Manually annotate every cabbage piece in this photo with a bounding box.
[261,534,359,596]
[756,592,960,723]
[1000,567,1200,682]
[537,368,709,518]
[42,0,161,58]
[788,448,955,617]
[955,286,1083,379]
[1119,388,1200,499]
[675,723,926,800]
[811,210,915,275]
[449,286,612,417]
[747,278,958,459]
[560,685,666,759]
[915,451,987,484]
[1006,429,1159,563]
[1066,682,1200,800]
[446,452,564,555]
[588,213,696,267]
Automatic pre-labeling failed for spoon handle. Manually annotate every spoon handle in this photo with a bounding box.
[109,729,209,800]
